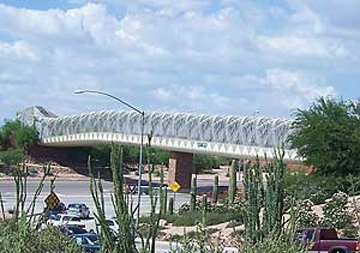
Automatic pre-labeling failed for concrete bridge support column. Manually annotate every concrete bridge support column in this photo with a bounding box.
[168,151,193,189]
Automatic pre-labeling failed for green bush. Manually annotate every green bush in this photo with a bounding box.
[141,209,243,227]
[283,171,360,204]
[293,199,319,228]
[172,210,242,227]
[321,192,352,229]
[87,145,170,167]
[239,234,306,253]
[192,154,230,174]
[0,148,24,166]
[0,219,84,253]
[0,119,38,151]
[169,225,223,253]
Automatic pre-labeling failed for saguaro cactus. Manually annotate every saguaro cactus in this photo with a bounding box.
[190,175,197,211]
[228,159,237,205]
[161,187,168,215]
[168,197,174,215]
[212,175,219,203]
[243,157,262,244]
[262,151,285,237]
[202,194,207,225]
[243,150,286,245]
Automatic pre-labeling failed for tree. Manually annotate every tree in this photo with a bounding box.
[192,154,216,174]
[288,97,360,175]
[0,149,24,166]
[0,120,21,149]
[14,124,38,151]
[0,120,38,152]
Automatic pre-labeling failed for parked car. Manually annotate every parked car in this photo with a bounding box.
[105,218,119,233]
[94,218,119,240]
[47,214,86,228]
[73,233,101,252]
[60,225,88,236]
[43,202,67,219]
[67,203,90,219]
[296,227,360,253]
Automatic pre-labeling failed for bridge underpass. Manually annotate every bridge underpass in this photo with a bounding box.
[17,106,299,188]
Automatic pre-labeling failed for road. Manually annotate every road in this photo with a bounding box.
[0,176,233,215]
[0,178,239,253]
[136,241,238,253]
[0,179,191,217]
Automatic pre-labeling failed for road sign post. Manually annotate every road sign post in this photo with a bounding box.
[169,180,181,211]
[44,191,60,210]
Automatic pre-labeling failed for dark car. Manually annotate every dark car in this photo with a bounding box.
[60,225,88,236]
[73,233,101,252]
[67,203,90,219]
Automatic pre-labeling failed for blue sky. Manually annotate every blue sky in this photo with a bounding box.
[0,0,359,121]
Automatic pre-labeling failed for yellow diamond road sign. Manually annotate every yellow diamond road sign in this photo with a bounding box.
[45,192,60,210]
[169,181,181,192]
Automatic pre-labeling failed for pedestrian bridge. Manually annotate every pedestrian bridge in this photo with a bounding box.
[17,106,298,161]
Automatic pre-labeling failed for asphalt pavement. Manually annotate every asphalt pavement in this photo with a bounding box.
[0,179,190,217]
[0,178,239,253]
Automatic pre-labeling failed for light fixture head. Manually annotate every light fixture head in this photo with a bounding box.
[74,89,86,94]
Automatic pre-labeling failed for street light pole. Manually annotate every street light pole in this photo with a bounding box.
[74,89,144,229]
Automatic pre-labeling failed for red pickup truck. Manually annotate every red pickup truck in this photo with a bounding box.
[296,228,360,253]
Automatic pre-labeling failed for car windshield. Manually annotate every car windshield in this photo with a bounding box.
[68,204,80,209]
[71,217,81,222]
[53,214,61,221]
[69,227,87,234]
[106,220,114,226]
[87,235,100,245]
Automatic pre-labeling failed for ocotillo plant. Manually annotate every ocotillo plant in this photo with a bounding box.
[89,156,116,252]
[212,174,219,203]
[190,175,197,211]
[228,159,237,205]
[89,144,137,253]
[12,162,50,225]
[138,145,165,253]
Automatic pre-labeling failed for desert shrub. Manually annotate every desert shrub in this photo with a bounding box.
[192,154,230,174]
[0,218,83,253]
[321,192,352,229]
[293,199,319,228]
[342,225,358,238]
[238,234,306,253]
[173,211,243,226]
[143,209,243,227]
[169,225,223,253]
[284,172,360,204]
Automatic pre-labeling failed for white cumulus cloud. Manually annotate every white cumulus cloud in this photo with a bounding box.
[0,0,358,120]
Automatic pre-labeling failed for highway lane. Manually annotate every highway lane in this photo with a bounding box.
[0,179,239,253]
[0,179,190,218]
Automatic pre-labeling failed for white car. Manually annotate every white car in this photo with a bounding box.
[47,214,85,228]
[106,218,119,233]
[94,218,119,238]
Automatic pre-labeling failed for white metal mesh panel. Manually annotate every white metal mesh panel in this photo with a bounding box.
[28,110,293,149]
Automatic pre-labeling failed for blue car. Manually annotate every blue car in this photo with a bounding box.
[73,233,101,252]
